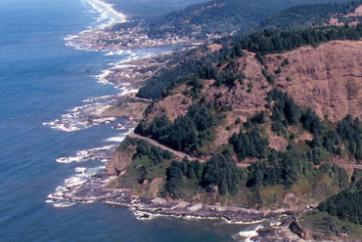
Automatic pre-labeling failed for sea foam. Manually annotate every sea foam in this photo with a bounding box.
[232,225,264,242]
[56,144,116,164]
[42,98,116,132]
[47,0,139,209]
[47,165,107,208]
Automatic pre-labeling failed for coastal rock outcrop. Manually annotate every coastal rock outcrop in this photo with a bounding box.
[289,220,310,239]
[106,141,136,175]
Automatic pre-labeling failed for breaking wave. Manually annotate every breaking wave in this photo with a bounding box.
[56,145,117,164]
[232,225,264,242]
[43,95,117,132]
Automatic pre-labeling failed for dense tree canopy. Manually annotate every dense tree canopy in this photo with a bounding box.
[146,0,351,38]
[165,153,244,197]
[233,25,362,55]
[318,179,362,225]
[337,115,362,160]
[136,104,215,154]
[230,129,269,160]
[201,153,243,195]
[246,148,307,187]
[260,1,362,30]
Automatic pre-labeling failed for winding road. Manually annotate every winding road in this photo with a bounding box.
[128,132,205,162]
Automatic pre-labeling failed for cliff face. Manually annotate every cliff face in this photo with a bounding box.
[106,141,136,175]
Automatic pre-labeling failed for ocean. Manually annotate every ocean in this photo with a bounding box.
[0,0,255,241]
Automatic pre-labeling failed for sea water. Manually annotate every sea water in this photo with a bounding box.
[0,0,255,241]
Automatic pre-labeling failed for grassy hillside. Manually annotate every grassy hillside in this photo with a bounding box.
[138,24,362,99]
[107,2,362,239]
[110,25,362,207]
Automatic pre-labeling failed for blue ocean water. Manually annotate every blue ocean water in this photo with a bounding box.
[0,0,251,241]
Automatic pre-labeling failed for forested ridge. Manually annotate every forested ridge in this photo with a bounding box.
[260,0,362,30]
[138,24,362,99]
[110,1,362,237]
[145,0,351,38]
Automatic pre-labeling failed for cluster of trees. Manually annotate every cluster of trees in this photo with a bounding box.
[165,159,204,198]
[267,89,345,163]
[158,92,355,196]
[230,129,269,160]
[319,162,349,188]
[246,148,307,187]
[318,187,362,225]
[146,0,347,38]
[148,0,302,38]
[137,51,218,99]
[122,138,174,184]
[269,89,362,162]
[133,140,174,166]
[268,89,303,135]
[268,89,326,136]
[215,62,245,87]
[246,148,348,189]
[233,24,362,55]
[302,113,362,162]
[299,114,362,162]
[268,89,329,134]
[231,89,362,168]
[337,116,362,160]
[165,152,244,198]
[136,105,215,154]
[307,128,342,165]
[301,109,324,135]
[201,153,244,195]
[137,43,247,100]
[164,146,350,198]
[262,68,276,84]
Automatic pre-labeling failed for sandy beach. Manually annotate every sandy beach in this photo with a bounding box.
[86,0,127,25]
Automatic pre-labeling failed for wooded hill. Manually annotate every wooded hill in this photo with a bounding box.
[145,0,351,38]
[260,0,362,30]
[138,24,362,99]
[108,2,362,239]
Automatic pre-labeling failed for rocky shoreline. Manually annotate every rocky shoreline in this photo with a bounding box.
[49,1,310,241]
[49,167,304,241]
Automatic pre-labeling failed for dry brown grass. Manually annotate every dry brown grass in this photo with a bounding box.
[266,40,362,123]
